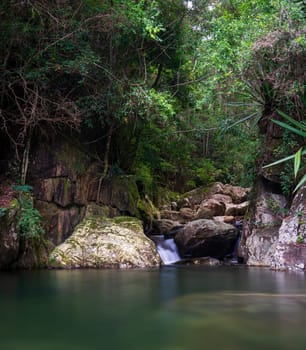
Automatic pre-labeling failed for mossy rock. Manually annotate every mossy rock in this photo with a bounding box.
[110,175,140,217]
[49,216,160,269]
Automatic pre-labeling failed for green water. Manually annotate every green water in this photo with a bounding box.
[1,266,306,350]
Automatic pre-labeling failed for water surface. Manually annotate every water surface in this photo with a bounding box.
[0,266,306,350]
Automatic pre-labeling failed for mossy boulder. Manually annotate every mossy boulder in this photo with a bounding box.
[49,216,161,269]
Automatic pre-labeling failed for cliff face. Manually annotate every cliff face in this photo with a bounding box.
[239,182,305,271]
[0,135,158,268]
[238,111,305,270]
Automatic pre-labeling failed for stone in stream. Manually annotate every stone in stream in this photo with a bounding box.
[174,219,239,260]
[49,216,161,269]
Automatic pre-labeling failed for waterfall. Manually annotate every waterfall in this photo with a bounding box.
[152,236,181,265]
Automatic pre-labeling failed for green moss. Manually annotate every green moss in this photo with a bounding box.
[56,140,89,176]
[137,198,159,222]
[111,176,140,216]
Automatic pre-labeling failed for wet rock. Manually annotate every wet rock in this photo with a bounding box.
[49,216,161,269]
[176,257,221,266]
[152,219,181,235]
[175,219,239,260]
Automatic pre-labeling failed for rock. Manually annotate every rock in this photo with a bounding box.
[239,178,287,266]
[223,184,250,204]
[208,182,225,196]
[176,257,221,266]
[213,216,235,224]
[0,200,52,269]
[152,219,181,235]
[211,193,233,204]
[225,201,249,216]
[196,199,226,219]
[0,204,20,268]
[179,207,196,220]
[85,203,115,218]
[36,201,85,245]
[174,219,239,260]
[178,183,250,209]
[35,177,75,207]
[49,216,161,269]
[195,206,213,220]
[272,184,306,270]
[177,187,209,208]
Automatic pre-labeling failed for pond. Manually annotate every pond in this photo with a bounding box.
[0,266,306,350]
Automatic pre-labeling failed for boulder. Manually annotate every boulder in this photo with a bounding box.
[152,219,181,235]
[225,201,249,216]
[222,184,250,204]
[177,187,209,208]
[196,199,226,219]
[175,219,239,259]
[210,193,233,204]
[49,216,161,269]
[213,216,235,224]
[179,207,196,221]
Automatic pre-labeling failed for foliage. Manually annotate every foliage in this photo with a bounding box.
[12,185,44,240]
[0,0,305,198]
[263,109,306,193]
[296,235,304,244]
[17,194,44,240]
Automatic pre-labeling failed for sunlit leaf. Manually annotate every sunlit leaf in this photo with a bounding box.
[294,148,302,178]
[294,174,306,193]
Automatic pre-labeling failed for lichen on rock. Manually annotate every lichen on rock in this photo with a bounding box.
[49,216,161,269]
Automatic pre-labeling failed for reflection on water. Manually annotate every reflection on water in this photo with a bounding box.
[0,266,306,350]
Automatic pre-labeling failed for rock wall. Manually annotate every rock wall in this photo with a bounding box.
[238,178,287,266]
[28,137,157,246]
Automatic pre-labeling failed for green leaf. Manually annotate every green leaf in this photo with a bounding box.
[277,110,306,132]
[294,148,302,178]
[263,149,306,168]
[271,119,306,138]
[294,174,306,193]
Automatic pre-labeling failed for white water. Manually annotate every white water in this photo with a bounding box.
[153,236,181,265]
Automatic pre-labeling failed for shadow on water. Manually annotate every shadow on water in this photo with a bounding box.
[0,266,306,350]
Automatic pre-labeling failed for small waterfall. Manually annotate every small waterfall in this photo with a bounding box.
[152,236,181,265]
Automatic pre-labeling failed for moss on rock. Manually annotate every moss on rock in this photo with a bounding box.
[49,216,160,269]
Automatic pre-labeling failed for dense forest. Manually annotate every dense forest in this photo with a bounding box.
[0,0,305,269]
[1,0,304,192]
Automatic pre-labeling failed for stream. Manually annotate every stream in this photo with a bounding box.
[1,267,306,350]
